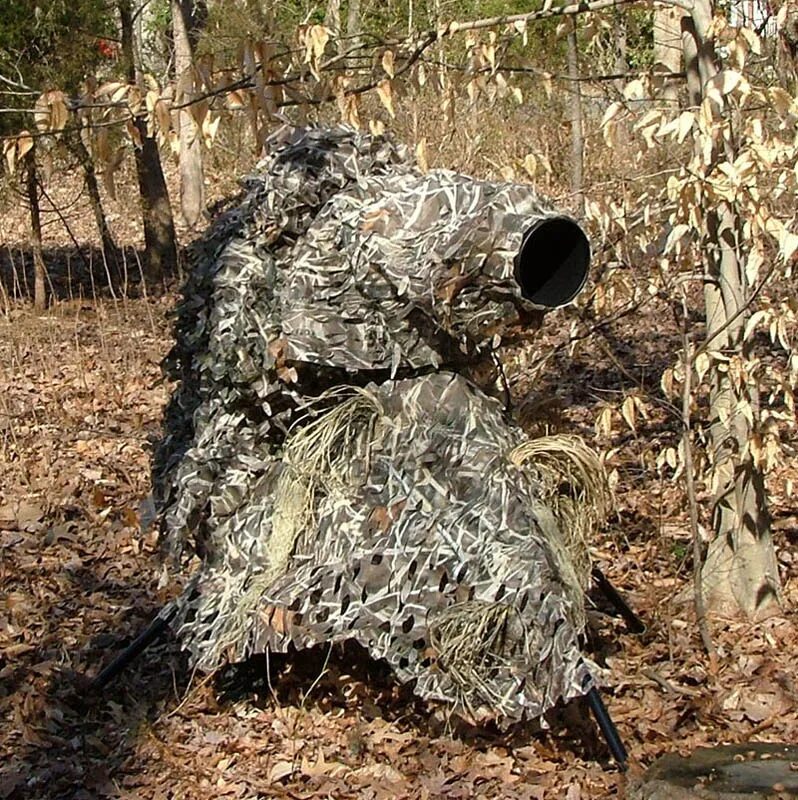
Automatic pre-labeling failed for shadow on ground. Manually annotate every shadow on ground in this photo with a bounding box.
[0,244,176,305]
[1,562,624,800]
[216,636,621,764]
[0,544,189,799]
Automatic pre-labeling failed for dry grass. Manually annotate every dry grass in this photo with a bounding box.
[428,600,530,720]
[271,387,385,576]
[509,433,611,625]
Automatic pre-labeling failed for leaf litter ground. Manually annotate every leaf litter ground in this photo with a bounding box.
[1,295,797,800]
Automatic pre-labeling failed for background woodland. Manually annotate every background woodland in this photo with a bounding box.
[1,0,797,797]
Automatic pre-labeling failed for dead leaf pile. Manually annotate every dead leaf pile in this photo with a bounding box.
[0,291,796,800]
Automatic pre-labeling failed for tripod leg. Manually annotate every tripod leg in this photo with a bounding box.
[585,683,628,770]
[591,567,645,634]
[90,606,175,691]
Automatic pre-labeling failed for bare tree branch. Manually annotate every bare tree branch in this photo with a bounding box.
[429,0,643,36]
[0,72,34,92]
[0,115,132,142]
[2,0,693,144]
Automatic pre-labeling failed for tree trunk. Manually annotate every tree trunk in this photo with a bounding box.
[770,0,798,90]
[137,0,169,75]
[325,0,341,34]
[119,0,178,286]
[71,133,121,278]
[681,3,782,619]
[434,0,445,89]
[654,5,683,104]
[132,120,179,284]
[24,149,47,312]
[614,8,628,93]
[566,17,584,214]
[172,0,205,229]
[346,0,361,48]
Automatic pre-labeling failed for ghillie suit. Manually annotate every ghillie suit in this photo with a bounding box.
[154,125,610,725]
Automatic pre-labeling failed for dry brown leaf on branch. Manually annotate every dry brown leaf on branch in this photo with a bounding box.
[382,50,395,79]
[101,146,126,200]
[17,131,33,161]
[376,79,395,118]
[303,24,331,80]
[202,114,221,149]
[125,119,142,148]
[189,99,209,133]
[34,91,68,133]
[2,139,17,174]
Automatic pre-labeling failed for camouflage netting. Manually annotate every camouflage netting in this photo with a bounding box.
[154,125,610,724]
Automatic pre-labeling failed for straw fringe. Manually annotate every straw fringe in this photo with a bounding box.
[509,434,611,622]
[199,388,385,668]
[428,601,533,719]
[270,387,385,575]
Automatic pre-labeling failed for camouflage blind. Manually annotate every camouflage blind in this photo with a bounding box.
[154,125,608,724]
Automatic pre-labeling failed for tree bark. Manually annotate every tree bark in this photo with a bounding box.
[24,148,47,312]
[172,0,205,229]
[768,0,798,89]
[137,0,169,75]
[681,4,782,619]
[133,119,179,284]
[614,7,627,93]
[119,0,178,286]
[566,17,584,214]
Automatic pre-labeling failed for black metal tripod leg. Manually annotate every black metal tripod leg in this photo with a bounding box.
[591,567,645,634]
[91,607,175,691]
[585,685,628,770]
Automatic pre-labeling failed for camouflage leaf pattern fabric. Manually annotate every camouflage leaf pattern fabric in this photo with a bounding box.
[155,125,607,725]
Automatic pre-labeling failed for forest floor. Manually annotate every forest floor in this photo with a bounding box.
[1,170,798,799]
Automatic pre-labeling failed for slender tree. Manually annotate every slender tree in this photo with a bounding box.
[566,17,585,213]
[119,0,178,284]
[654,5,683,103]
[23,148,47,311]
[172,0,207,229]
[70,131,121,276]
[679,1,782,618]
